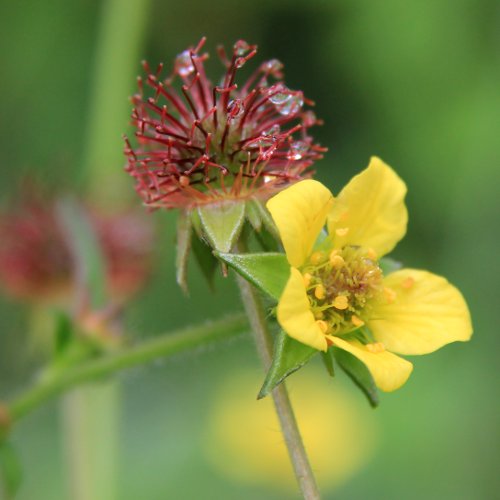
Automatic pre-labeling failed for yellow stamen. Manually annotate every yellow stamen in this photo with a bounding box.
[335,227,349,237]
[314,284,326,300]
[332,295,348,310]
[367,248,377,260]
[310,251,324,265]
[384,287,397,304]
[329,253,345,268]
[351,315,364,327]
[303,272,312,288]
[401,277,415,289]
[316,320,329,334]
[366,342,385,353]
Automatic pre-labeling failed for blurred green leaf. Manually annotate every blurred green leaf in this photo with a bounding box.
[176,211,192,294]
[216,252,289,300]
[197,201,245,253]
[0,442,23,499]
[56,198,107,308]
[258,330,317,399]
[333,348,379,407]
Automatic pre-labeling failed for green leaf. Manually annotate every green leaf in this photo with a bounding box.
[321,349,335,377]
[258,331,318,399]
[56,198,107,308]
[379,257,402,275]
[175,210,192,294]
[0,442,23,499]
[215,252,290,300]
[191,232,218,290]
[197,201,246,253]
[333,348,379,407]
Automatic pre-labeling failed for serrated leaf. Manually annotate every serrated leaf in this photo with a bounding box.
[197,201,246,253]
[321,349,335,377]
[0,442,23,499]
[191,232,218,290]
[379,257,402,275]
[215,252,289,300]
[56,198,107,308]
[175,210,192,294]
[333,348,379,407]
[258,330,318,399]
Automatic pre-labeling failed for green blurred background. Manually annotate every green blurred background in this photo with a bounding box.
[0,0,498,498]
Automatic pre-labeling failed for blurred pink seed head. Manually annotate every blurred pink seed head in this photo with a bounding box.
[0,195,154,304]
[124,38,326,209]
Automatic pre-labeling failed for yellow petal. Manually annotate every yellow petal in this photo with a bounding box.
[267,180,334,268]
[328,336,413,392]
[277,267,327,351]
[327,157,408,257]
[368,269,473,355]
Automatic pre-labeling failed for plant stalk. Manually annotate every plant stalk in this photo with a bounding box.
[235,274,321,499]
[6,314,247,423]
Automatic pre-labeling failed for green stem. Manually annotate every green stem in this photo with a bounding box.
[6,314,247,423]
[81,0,152,203]
[235,275,321,499]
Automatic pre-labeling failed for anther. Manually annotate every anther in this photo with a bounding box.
[335,227,349,237]
[351,315,364,327]
[314,284,326,300]
[332,295,349,310]
[303,272,312,288]
[310,251,324,265]
[329,253,345,268]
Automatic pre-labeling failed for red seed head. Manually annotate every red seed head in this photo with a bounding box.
[124,38,327,209]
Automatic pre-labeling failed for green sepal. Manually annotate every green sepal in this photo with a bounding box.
[197,201,246,253]
[249,199,279,239]
[379,257,402,275]
[321,349,335,377]
[0,442,23,499]
[258,330,318,399]
[56,198,107,308]
[191,233,218,290]
[175,210,192,294]
[333,348,379,407]
[245,200,262,231]
[215,252,289,301]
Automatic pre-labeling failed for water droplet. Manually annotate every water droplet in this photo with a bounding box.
[287,140,309,160]
[276,92,304,116]
[234,40,250,56]
[269,90,291,106]
[175,50,195,77]
[264,59,284,75]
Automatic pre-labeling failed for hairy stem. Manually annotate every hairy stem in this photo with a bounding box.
[235,274,321,499]
[6,314,247,423]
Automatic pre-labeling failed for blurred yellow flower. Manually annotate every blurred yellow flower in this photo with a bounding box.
[267,157,472,392]
[204,369,377,493]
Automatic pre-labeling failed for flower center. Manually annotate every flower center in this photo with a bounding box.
[302,246,383,335]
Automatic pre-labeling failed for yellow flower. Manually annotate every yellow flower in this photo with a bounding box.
[267,157,472,392]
